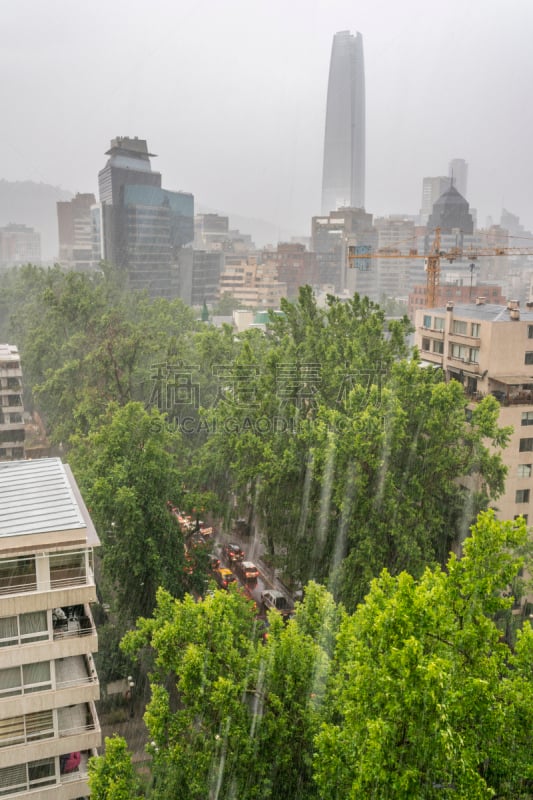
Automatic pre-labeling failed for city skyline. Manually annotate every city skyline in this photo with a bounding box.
[1,0,533,241]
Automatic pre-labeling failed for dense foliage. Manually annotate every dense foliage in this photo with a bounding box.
[121,513,533,800]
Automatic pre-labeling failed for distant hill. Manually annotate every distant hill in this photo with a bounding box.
[0,180,73,262]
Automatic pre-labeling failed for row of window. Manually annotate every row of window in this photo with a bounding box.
[0,551,88,595]
[421,338,479,362]
[423,320,533,341]
[0,757,56,796]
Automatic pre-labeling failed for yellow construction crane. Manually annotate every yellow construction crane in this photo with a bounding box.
[347,227,533,308]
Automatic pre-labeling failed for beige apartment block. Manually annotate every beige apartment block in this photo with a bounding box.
[414,300,533,524]
[0,458,101,798]
[0,346,25,462]
[218,257,286,308]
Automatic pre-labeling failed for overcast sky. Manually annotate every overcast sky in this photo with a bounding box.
[2,0,533,240]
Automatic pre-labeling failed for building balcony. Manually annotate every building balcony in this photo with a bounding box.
[0,572,97,618]
[0,654,99,719]
[0,748,97,800]
[448,332,481,346]
[0,701,100,769]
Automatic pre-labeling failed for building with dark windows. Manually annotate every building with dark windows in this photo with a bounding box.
[321,30,365,215]
[0,457,101,797]
[96,137,193,298]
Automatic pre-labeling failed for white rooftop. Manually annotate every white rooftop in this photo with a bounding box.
[0,458,86,539]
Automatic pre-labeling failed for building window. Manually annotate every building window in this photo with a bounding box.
[49,550,86,588]
[469,347,480,363]
[0,662,51,698]
[519,438,533,452]
[450,343,468,360]
[432,340,444,354]
[521,411,533,426]
[517,464,532,478]
[0,557,36,594]
[433,316,444,331]
[525,352,533,365]
[471,322,480,337]
[423,314,431,328]
[421,337,430,351]
[0,709,54,748]
[0,611,48,648]
[528,325,533,339]
[0,758,56,795]
[452,320,467,335]
[516,489,530,504]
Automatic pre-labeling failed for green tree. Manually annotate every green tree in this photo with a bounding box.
[88,735,143,800]
[122,582,341,799]
[314,511,533,800]
[69,401,190,623]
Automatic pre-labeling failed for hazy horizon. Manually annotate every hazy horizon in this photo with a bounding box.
[2,0,533,242]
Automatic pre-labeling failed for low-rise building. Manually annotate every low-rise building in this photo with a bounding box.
[414,300,533,523]
[0,457,101,798]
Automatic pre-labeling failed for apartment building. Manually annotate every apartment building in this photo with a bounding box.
[0,457,101,798]
[0,346,25,462]
[414,300,533,522]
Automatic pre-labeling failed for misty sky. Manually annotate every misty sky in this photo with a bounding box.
[2,0,533,239]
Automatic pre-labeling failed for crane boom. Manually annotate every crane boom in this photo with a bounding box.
[348,227,533,308]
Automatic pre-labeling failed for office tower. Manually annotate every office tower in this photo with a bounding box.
[448,158,468,198]
[0,344,24,461]
[0,224,41,269]
[57,193,96,272]
[97,137,194,298]
[0,457,101,797]
[420,177,451,224]
[312,207,374,294]
[321,31,365,215]
[427,184,474,235]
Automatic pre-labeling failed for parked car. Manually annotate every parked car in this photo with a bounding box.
[223,543,244,563]
[261,589,292,617]
[237,560,259,581]
[214,567,237,589]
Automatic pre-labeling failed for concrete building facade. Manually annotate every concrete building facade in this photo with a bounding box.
[0,226,41,269]
[0,346,24,462]
[0,457,101,798]
[56,194,96,272]
[414,301,533,523]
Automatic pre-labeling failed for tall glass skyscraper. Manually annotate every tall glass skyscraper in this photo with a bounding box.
[321,31,365,215]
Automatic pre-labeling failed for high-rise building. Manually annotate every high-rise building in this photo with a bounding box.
[57,193,96,272]
[0,225,41,269]
[420,176,451,224]
[96,137,194,298]
[0,345,24,461]
[448,158,468,199]
[321,31,365,215]
[0,457,101,797]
